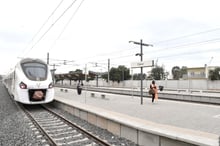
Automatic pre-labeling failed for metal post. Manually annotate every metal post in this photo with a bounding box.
[85,64,87,103]
[108,59,110,83]
[140,39,143,104]
[96,75,98,87]
[129,39,153,105]
[47,52,49,65]
[53,64,55,84]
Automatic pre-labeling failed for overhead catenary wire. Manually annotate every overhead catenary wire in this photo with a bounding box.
[20,0,64,58]
[152,47,220,59]
[51,25,220,72]
[145,37,220,55]
[71,46,220,70]
[69,28,220,64]
[71,43,220,65]
[53,46,219,73]
[152,27,220,44]
[92,27,220,57]
[48,0,85,52]
[24,0,78,57]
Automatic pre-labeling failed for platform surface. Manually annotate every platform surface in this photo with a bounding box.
[54,87,220,136]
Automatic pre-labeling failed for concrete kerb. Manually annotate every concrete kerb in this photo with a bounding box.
[51,98,219,146]
[158,92,220,104]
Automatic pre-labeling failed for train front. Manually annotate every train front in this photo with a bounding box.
[15,59,54,104]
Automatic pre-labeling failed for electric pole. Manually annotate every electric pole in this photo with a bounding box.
[129,39,153,105]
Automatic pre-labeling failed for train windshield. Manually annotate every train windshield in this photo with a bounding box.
[21,62,47,81]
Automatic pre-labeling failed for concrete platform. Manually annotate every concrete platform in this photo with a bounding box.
[55,85,220,104]
[53,87,220,146]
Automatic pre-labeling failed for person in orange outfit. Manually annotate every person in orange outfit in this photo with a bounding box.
[150,80,158,103]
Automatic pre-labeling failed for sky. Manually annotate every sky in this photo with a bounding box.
[1,0,220,75]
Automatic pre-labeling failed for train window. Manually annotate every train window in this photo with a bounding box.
[21,62,47,81]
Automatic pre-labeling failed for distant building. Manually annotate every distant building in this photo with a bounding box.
[184,65,219,80]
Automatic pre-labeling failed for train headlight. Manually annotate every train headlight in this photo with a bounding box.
[19,82,27,89]
[48,83,53,89]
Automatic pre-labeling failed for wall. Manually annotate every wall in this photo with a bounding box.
[57,79,220,90]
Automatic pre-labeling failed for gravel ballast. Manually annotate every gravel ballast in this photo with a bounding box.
[0,83,42,145]
[46,104,138,146]
[0,83,138,145]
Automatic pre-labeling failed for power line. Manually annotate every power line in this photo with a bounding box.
[73,43,219,64]
[51,26,220,71]
[24,0,78,57]
[155,48,220,59]
[53,45,220,72]
[53,46,220,73]
[148,37,220,54]
[162,38,220,50]
[47,24,220,65]
[21,0,64,57]
[68,35,220,64]
[94,47,220,64]
[31,0,65,42]
[49,0,85,52]
[153,27,220,45]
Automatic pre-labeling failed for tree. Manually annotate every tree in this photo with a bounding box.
[181,66,187,77]
[69,69,83,74]
[171,66,187,80]
[69,69,84,81]
[209,67,220,80]
[132,73,146,80]
[109,67,119,82]
[150,66,165,80]
[172,66,181,80]
[118,65,130,81]
[103,65,131,83]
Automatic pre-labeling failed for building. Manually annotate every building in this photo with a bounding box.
[186,65,218,80]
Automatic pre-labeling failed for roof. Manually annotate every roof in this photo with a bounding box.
[19,58,46,65]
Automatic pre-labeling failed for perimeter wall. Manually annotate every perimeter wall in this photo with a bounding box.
[58,79,220,90]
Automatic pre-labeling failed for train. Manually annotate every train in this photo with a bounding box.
[3,58,54,104]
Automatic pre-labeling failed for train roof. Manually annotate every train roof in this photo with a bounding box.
[19,58,47,65]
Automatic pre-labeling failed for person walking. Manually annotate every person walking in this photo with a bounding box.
[150,80,158,103]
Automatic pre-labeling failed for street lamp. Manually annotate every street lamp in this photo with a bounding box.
[129,39,153,105]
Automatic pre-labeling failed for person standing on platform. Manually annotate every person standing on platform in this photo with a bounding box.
[150,80,158,103]
[77,80,83,95]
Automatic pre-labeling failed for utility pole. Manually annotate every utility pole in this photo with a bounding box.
[108,59,110,83]
[129,39,153,105]
[47,52,49,65]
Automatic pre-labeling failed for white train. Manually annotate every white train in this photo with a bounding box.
[3,58,54,104]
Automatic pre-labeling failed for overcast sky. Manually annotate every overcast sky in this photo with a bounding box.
[1,0,220,75]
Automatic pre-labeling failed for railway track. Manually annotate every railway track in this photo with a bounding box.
[21,104,111,146]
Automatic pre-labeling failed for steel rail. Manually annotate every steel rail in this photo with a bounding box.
[21,103,112,146]
[20,104,58,146]
[42,105,112,146]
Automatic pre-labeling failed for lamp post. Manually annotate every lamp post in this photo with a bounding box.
[129,39,153,105]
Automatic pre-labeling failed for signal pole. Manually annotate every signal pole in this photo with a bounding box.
[129,39,153,105]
